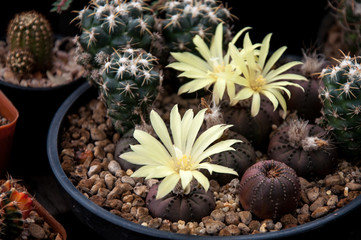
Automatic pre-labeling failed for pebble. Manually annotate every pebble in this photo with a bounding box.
[28,223,46,239]
[346,182,361,191]
[325,175,343,187]
[239,211,252,225]
[307,187,320,202]
[204,219,225,234]
[311,206,330,218]
[211,209,225,222]
[91,127,107,141]
[88,164,102,177]
[108,160,122,175]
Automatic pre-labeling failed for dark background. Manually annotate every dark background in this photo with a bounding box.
[0,0,330,55]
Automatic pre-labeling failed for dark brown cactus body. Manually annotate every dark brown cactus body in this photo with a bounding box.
[6,48,34,77]
[209,130,257,185]
[267,120,337,179]
[146,183,215,222]
[285,53,327,122]
[222,98,281,151]
[114,129,140,171]
[239,160,301,220]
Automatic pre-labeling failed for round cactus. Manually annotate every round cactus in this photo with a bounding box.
[114,129,140,171]
[222,97,282,151]
[75,0,155,74]
[6,11,53,72]
[155,0,234,54]
[6,49,35,78]
[319,55,361,160]
[286,51,327,122]
[208,130,257,185]
[239,160,301,220]
[268,119,338,179]
[146,182,215,222]
[100,48,161,134]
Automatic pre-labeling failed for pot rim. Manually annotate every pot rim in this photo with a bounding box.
[0,75,84,92]
[0,90,18,128]
[47,82,361,240]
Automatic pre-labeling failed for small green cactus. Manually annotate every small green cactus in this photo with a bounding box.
[319,54,361,159]
[75,0,155,79]
[6,11,53,73]
[6,49,35,78]
[100,48,161,134]
[154,0,234,53]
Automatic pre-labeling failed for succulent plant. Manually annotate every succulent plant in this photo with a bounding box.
[329,0,361,56]
[114,129,140,171]
[285,51,327,122]
[120,104,239,200]
[222,97,282,151]
[268,119,338,179]
[239,160,301,220]
[208,130,257,185]
[6,49,35,78]
[74,0,155,79]
[319,54,361,160]
[155,0,234,54]
[146,181,215,222]
[100,48,161,135]
[6,11,53,73]
[0,180,33,239]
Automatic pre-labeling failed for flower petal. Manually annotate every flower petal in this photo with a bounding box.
[193,35,212,63]
[181,109,194,151]
[262,46,287,75]
[132,165,175,179]
[150,109,175,157]
[133,130,171,161]
[192,171,210,192]
[196,139,240,163]
[258,33,272,69]
[251,92,261,117]
[170,105,182,150]
[178,79,214,94]
[210,23,223,61]
[265,61,304,80]
[170,52,210,72]
[234,87,254,101]
[156,173,180,199]
[179,170,193,190]
[198,162,238,176]
[185,109,206,155]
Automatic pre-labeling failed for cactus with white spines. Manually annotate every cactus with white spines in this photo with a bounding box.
[319,54,361,159]
[100,48,161,134]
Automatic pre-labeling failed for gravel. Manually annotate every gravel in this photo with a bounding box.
[58,96,361,237]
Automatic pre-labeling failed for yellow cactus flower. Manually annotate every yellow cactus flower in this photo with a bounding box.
[120,105,239,199]
[229,33,307,117]
[167,23,254,105]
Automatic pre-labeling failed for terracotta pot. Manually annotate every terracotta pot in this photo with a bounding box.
[0,90,18,175]
[32,198,67,240]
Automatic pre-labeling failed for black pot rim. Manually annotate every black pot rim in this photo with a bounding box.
[0,75,84,92]
[47,82,361,240]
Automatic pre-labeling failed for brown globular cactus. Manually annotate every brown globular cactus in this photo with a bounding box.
[267,119,338,179]
[222,97,282,151]
[146,182,215,222]
[239,160,301,220]
[6,49,35,78]
[208,130,257,186]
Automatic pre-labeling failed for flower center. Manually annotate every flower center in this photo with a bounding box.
[175,154,193,171]
[250,74,266,92]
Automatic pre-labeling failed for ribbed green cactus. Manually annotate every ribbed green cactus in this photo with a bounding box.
[6,11,53,73]
[6,49,35,78]
[100,48,161,134]
[154,0,234,53]
[75,0,155,75]
[319,55,361,159]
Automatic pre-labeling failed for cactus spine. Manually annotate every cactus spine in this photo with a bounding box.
[75,0,155,80]
[155,0,234,54]
[6,11,53,74]
[100,48,161,134]
[319,55,361,159]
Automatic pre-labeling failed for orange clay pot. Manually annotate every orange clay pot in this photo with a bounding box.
[0,90,19,175]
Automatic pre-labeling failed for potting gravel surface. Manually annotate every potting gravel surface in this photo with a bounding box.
[58,95,361,237]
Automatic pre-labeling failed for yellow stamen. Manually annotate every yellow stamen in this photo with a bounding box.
[251,75,266,92]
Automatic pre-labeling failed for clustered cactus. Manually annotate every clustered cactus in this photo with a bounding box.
[75,0,155,76]
[0,180,33,239]
[154,0,234,54]
[6,11,53,77]
[100,48,161,134]
[319,54,361,160]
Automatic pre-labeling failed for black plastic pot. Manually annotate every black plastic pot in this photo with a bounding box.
[47,82,361,240]
[0,76,85,176]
